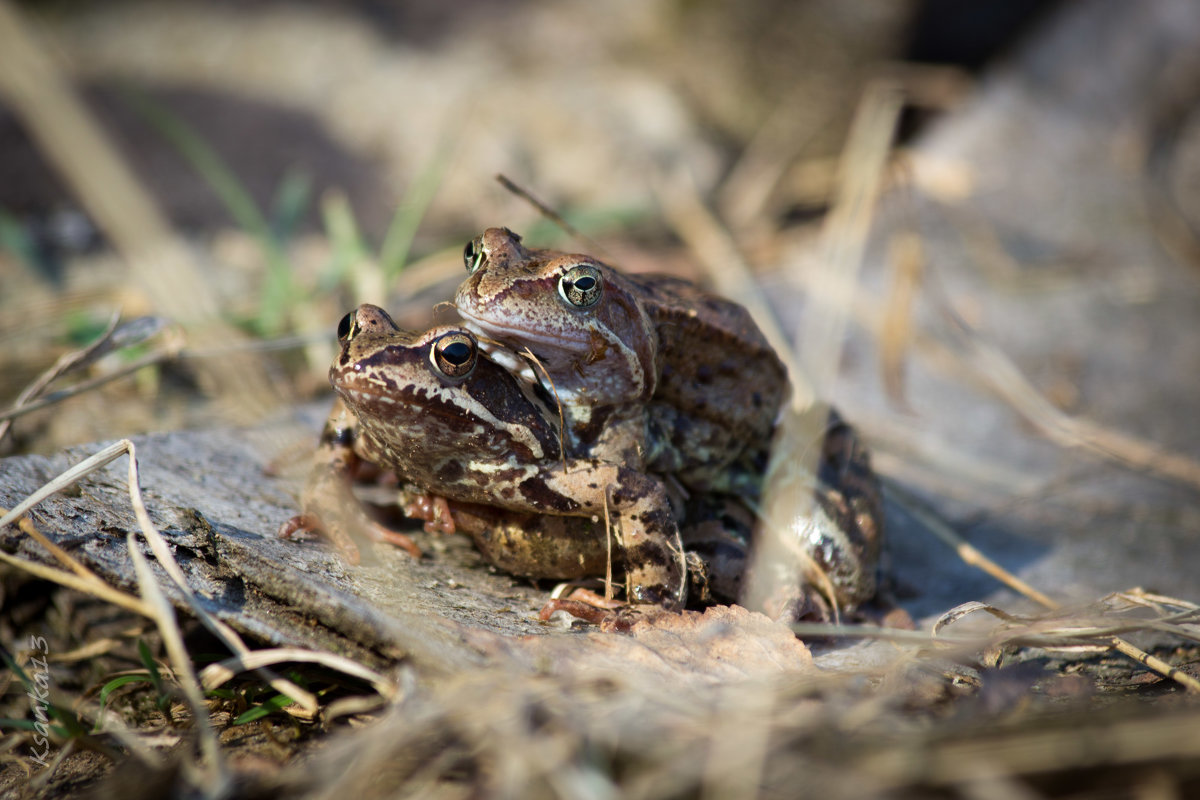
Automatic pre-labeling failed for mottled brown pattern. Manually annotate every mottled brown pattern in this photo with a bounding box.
[452,228,787,490]
[300,303,687,608]
[451,229,882,615]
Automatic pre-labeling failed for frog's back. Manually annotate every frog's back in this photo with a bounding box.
[626,272,788,444]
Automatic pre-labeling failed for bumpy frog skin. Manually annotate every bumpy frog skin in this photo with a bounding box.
[294,304,687,609]
[286,232,883,619]
[454,228,789,491]
[452,228,882,615]
[457,228,659,411]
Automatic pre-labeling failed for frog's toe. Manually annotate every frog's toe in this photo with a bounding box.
[538,598,614,626]
[538,586,625,625]
[277,513,318,541]
[366,523,422,559]
[400,492,457,535]
[277,513,364,565]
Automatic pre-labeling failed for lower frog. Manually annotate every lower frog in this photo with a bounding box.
[284,304,687,610]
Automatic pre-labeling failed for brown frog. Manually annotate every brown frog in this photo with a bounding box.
[454,228,882,616]
[285,304,687,609]
[454,227,788,492]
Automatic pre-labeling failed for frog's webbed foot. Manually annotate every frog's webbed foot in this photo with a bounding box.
[277,508,422,563]
[597,470,690,610]
[538,588,665,631]
[284,398,423,562]
[288,459,422,562]
[538,587,625,625]
[533,462,688,610]
[277,511,365,563]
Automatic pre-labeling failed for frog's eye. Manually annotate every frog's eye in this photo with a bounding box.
[337,311,356,341]
[463,236,486,275]
[431,331,478,379]
[559,264,602,309]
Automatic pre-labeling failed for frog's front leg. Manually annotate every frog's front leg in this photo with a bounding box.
[279,399,421,563]
[538,462,687,610]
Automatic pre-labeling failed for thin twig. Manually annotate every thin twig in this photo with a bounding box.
[0,342,182,424]
[495,173,600,252]
[885,481,1057,610]
[0,311,121,441]
[888,481,1200,693]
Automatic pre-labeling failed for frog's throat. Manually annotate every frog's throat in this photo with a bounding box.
[456,311,650,405]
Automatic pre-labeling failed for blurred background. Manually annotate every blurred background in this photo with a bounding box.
[3,0,1200,618]
[5,5,1200,795]
[0,0,1060,451]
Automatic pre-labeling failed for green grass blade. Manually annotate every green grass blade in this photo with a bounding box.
[117,85,295,335]
[379,139,454,281]
[94,674,155,731]
[0,209,39,274]
[270,169,313,243]
[232,693,294,725]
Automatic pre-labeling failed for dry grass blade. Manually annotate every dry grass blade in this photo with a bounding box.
[0,546,152,618]
[0,440,132,530]
[0,333,184,426]
[885,481,1057,610]
[879,231,923,408]
[857,709,1200,789]
[199,648,395,701]
[0,2,286,423]
[124,527,228,792]
[927,280,1200,493]
[117,441,321,713]
[717,83,837,233]
[888,481,1200,692]
[799,80,903,404]
[1,440,322,713]
[0,310,120,441]
[681,84,900,620]
[2,509,102,583]
[788,622,980,647]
